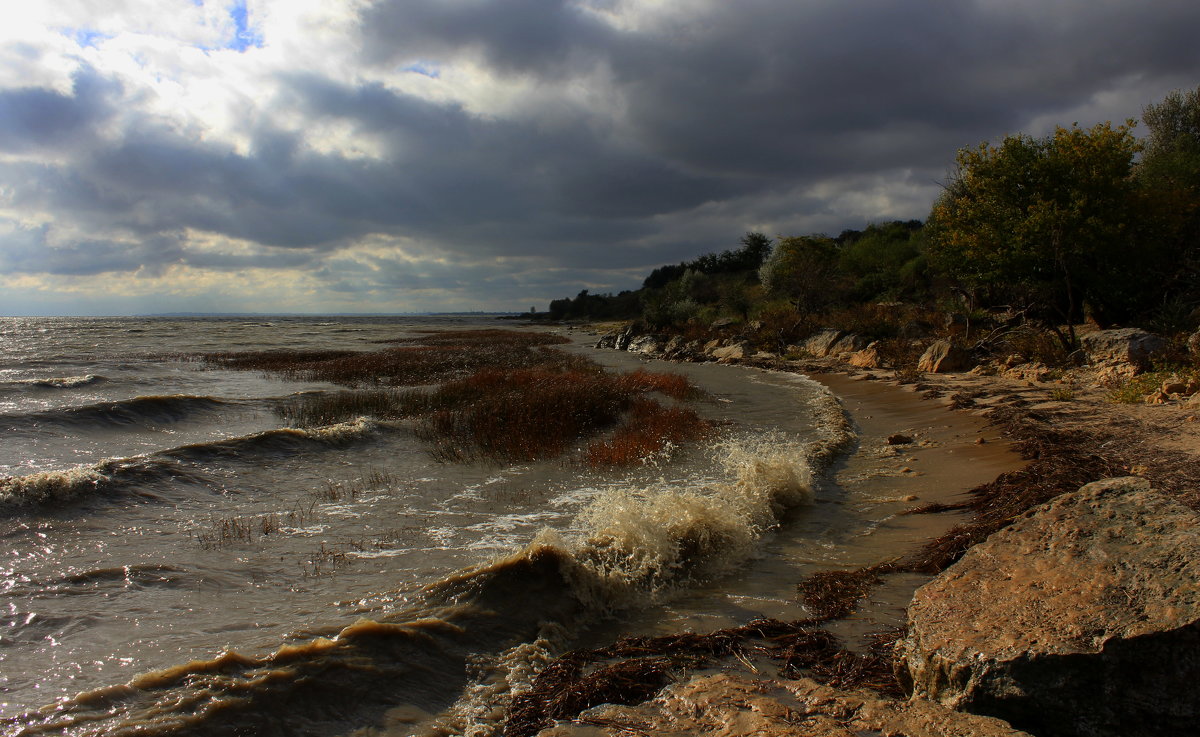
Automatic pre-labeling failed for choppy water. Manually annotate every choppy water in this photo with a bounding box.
[0,316,1008,736]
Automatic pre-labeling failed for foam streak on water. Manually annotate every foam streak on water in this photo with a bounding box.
[0,317,852,736]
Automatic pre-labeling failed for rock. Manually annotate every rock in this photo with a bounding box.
[1144,389,1168,404]
[829,333,868,357]
[802,328,845,357]
[1002,362,1052,383]
[1188,393,1200,409]
[595,325,636,351]
[626,335,662,355]
[1188,329,1200,355]
[898,477,1200,737]
[1093,360,1140,387]
[848,341,881,368]
[917,340,972,373]
[1162,379,1188,395]
[537,672,1032,737]
[710,343,748,362]
[710,317,737,330]
[1080,328,1165,366]
[887,433,914,445]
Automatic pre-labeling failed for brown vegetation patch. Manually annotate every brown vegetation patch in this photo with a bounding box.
[584,399,710,468]
[199,329,580,387]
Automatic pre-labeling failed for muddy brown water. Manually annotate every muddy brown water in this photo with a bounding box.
[0,318,1020,736]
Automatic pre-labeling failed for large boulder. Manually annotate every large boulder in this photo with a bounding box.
[849,341,882,369]
[802,329,845,357]
[710,342,749,362]
[626,334,663,355]
[917,340,972,373]
[898,477,1200,737]
[1080,328,1165,365]
[829,333,869,357]
[538,672,1032,737]
[1188,329,1200,356]
[595,325,636,351]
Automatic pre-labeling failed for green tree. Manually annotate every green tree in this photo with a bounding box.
[926,121,1142,336]
[758,235,844,315]
[1138,86,1200,315]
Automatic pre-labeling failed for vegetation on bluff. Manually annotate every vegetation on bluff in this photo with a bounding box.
[538,87,1200,362]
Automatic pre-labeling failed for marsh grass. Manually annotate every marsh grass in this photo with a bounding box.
[585,399,710,467]
[201,330,576,387]
[206,329,708,465]
[195,506,316,550]
[310,470,397,502]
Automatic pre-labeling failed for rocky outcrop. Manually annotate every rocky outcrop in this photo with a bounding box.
[626,334,663,355]
[917,340,972,373]
[848,341,881,368]
[828,333,868,357]
[595,325,636,351]
[898,477,1200,737]
[802,328,845,357]
[537,672,1031,737]
[710,342,749,362]
[1189,329,1200,355]
[1080,328,1165,366]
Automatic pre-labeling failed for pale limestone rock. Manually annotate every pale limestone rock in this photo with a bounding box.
[710,343,748,362]
[917,340,972,373]
[828,333,868,357]
[802,329,844,357]
[1080,328,1165,365]
[1093,360,1140,387]
[536,672,1031,737]
[848,341,881,368]
[626,335,662,355]
[898,477,1200,737]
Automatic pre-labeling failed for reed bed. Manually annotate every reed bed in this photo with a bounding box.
[200,330,582,387]
[584,399,709,467]
[207,329,708,465]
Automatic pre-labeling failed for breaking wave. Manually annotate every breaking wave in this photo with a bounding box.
[0,374,107,395]
[3,394,235,431]
[1,381,856,735]
[0,419,383,510]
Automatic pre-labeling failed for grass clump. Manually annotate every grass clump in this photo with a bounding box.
[585,399,709,467]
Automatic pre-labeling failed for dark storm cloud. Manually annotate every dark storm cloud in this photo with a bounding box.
[2,0,1199,305]
[363,0,1200,178]
[0,66,120,151]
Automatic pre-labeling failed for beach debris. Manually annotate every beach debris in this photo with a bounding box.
[886,433,914,445]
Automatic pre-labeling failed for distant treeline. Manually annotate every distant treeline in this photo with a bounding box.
[538,86,1200,345]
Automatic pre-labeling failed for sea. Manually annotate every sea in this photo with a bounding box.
[0,316,1008,736]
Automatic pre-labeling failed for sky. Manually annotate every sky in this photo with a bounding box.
[0,1,1197,315]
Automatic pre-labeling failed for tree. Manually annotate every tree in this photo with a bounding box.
[926,121,1142,335]
[758,235,844,314]
[1138,87,1200,315]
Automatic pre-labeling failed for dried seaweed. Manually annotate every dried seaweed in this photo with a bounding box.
[502,618,900,737]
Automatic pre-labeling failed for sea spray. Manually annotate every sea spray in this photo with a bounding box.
[0,466,108,507]
[419,383,857,737]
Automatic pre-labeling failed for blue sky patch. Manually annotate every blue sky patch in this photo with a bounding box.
[227,1,264,52]
[403,61,441,79]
